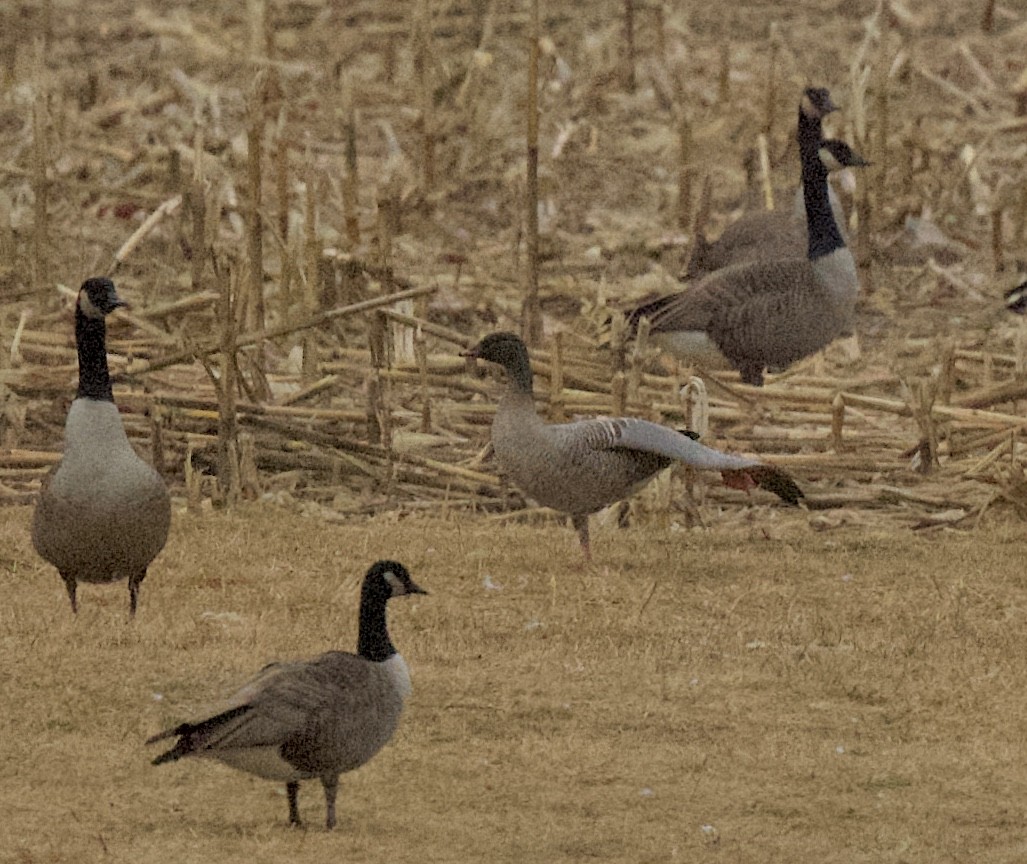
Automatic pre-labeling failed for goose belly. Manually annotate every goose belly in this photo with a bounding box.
[207,746,309,782]
[713,253,859,372]
[747,307,848,367]
[33,457,170,582]
[649,330,731,368]
[499,438,668,515]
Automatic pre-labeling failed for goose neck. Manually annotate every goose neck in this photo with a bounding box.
[75,306,114,402]
[797,110,845,260]
[357,584,396,662]
[504,355,534,394]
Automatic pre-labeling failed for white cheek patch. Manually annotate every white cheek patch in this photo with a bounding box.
[383,570,405,594]
[78,290,105,319]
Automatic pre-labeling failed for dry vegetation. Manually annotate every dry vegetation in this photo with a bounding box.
[3,0,1027,860]
[4,509,1027,864]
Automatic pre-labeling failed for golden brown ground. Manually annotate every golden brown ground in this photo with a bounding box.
[4,1,1027,862]
[3,505,1027,863]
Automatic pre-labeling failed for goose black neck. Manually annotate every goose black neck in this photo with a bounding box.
[75,306,114,401]
[357,584,396,662]
[797,107,845,260]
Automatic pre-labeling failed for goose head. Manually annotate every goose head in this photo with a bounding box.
[364,560,428,601]
[78,276,128,319]
[462,332,534,391]
[800,87,838,121]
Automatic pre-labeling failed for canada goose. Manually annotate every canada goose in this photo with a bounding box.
[629,87,860,386]
[31,277,170,615]
[1004,279,1027,314]
[685,139,870,280]
[463,332,802,558]
[148,560,427,830]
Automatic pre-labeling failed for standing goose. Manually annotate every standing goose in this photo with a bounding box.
[463,332,802,558]
[32,277,170,615]
[685,139,870,280]
[147,560,427,830]
[629,87,861,386]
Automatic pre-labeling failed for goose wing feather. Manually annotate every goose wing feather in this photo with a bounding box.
[649,257,812,333]
[571,417,803,505]
[148,652,383,764]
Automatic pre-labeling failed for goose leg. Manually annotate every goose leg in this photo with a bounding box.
[128,569,146,617]
[287,781,302,826]
[321,775,339,830]
[61,573,78,613]
[572,514,591,561]
[738,363,765,387]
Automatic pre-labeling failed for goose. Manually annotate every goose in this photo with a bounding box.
[147,560,427,830]
[685,139,870,280]
[463,331,802,558]
[1004,279,1027,314]
[31,277,171,615]
[628,87,861,386]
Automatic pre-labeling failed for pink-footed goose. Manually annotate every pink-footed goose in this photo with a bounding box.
[32,277,170,615]
[148,560,427,830]
[628,87,861,386]
[463,331,802,558]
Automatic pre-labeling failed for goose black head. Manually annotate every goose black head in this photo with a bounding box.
[819,139,871,171]
[462,332,534,391]
[462,331,531,371]
[364,560,428,600]
[78,277,128,319]
[800,87,838,120]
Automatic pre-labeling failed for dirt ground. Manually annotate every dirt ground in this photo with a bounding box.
[3,507,1027,864]
[4,0,1027,862]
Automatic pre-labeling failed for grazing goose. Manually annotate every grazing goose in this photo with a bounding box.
[685,139,870,280]
[148,560,427,830]
[32,277,170,615]
[629,87,861,386]
[463,332,802,558]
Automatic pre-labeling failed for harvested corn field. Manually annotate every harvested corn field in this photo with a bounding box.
[2,0,1027,861]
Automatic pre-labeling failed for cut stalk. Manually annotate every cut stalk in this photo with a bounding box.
[521,0,542,345]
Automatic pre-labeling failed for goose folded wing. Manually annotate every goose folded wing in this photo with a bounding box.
[149,655,373,760]
[585,417,803,505]
[638,258,806,333]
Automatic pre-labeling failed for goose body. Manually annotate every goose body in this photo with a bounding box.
[31,277,170,615]
[465,332,802,557]
[685,140,866,280]
[148,560,427,830]
[630,88,861,386]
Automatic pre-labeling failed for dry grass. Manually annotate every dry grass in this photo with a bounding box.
[5,1,1027,861]
[3,504,1027,863]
